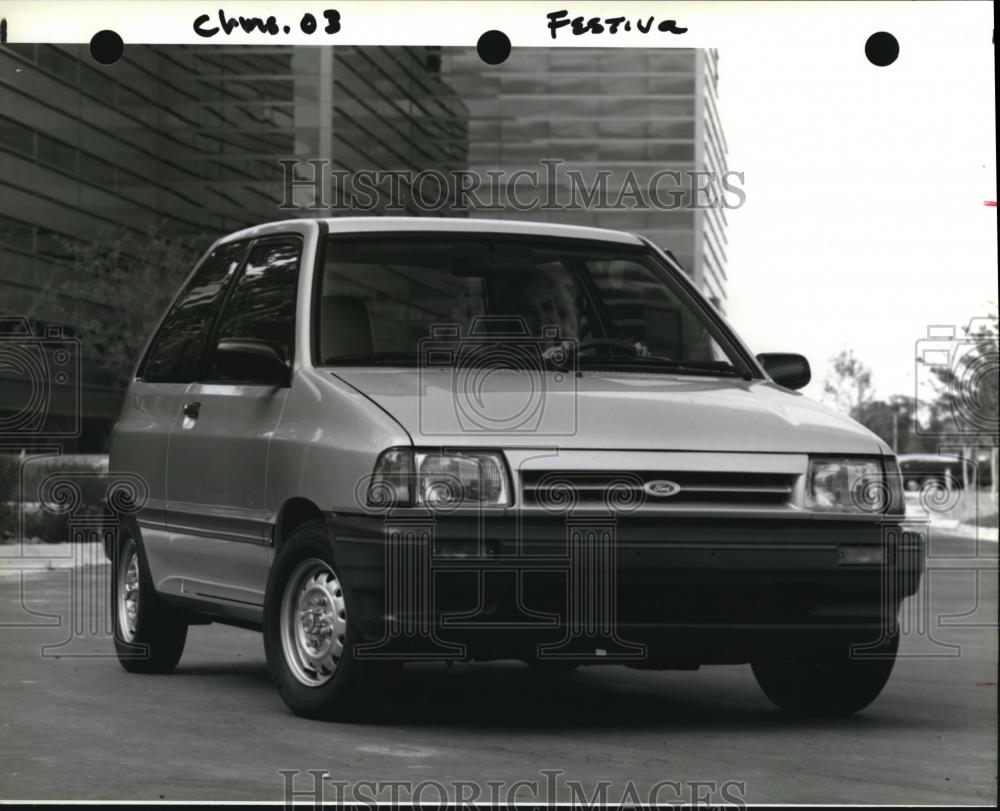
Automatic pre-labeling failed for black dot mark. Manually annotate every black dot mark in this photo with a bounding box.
[477,29,511,65]
[283,25,290,33]
[90,29,123,65]
[865,31,899,67]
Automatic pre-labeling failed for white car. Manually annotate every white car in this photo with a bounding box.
[108,217,923,719]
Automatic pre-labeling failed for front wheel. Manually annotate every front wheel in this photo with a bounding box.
[112,530,187,673]
[263,520,401,720]
[751,632,899,715]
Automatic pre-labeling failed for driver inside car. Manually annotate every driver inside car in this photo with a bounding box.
[516,265,650,363]
[518,265,580,356]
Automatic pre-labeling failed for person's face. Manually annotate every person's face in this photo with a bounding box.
[520,275,578,341]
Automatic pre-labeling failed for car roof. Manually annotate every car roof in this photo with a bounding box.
[218,216,646,246]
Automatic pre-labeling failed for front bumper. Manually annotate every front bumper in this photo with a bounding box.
[328,512,925,662]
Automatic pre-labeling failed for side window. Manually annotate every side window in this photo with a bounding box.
[139,242,246,383]
[206,236,302,380]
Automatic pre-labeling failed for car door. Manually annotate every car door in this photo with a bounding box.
[110,240,246,594]
[164,234,303,609]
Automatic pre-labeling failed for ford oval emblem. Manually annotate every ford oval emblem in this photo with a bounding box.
[643,479,682,498]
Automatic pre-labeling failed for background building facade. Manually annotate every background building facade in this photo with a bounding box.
[439,47,729,310]
[1,43,728,452]
[0,43,467,450]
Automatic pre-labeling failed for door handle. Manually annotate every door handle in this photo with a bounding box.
[182,401,201,419]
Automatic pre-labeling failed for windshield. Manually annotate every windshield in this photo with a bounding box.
[317,235,753,377]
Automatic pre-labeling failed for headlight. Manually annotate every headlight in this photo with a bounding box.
[805,457,891,513]
[367,448,511,509]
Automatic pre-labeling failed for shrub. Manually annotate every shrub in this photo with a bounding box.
[1,454,109,543]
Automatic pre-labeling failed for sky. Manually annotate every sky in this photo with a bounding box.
[716,5,996,407]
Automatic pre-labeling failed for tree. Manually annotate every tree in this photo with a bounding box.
[922,313,999,497]
[823,349,875,418]
[853,395,940,454]
[924,313,999,444]
[35,223,206,389]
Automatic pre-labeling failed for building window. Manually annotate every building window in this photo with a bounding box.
[425,47,442,74]
[79,65,117,101]
[37,45,79,84]
[0,116,34,157]
[78,152,116,186]
[0,214,34,252]
[36,134,78,174]
[2,43,37,63]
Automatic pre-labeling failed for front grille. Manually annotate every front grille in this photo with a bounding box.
[520,470,797,511]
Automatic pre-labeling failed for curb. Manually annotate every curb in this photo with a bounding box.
[953,524,1000,543]
[0,542,110,580]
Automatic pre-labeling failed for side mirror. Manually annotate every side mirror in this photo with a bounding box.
[214,339,290,386]
[756,353,811,390]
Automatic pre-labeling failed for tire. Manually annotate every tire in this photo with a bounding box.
[112,525,188,674]
[751,632,899,716]
[263,520,401,720]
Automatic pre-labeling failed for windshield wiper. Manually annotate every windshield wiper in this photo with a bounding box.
[577,355,747,378]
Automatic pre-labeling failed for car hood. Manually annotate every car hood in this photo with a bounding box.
[330,368,887,455]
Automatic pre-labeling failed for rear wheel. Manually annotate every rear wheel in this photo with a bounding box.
[263,520,401,720]
[751,632,899,715]
[112,529,187,673]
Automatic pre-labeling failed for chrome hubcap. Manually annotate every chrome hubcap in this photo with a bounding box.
[117,541,139,642]
[280,559,347,687]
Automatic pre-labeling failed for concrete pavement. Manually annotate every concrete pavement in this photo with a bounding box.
[0,532,995,804]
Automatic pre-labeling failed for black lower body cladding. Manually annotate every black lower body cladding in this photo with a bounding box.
[327,512,924,663]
